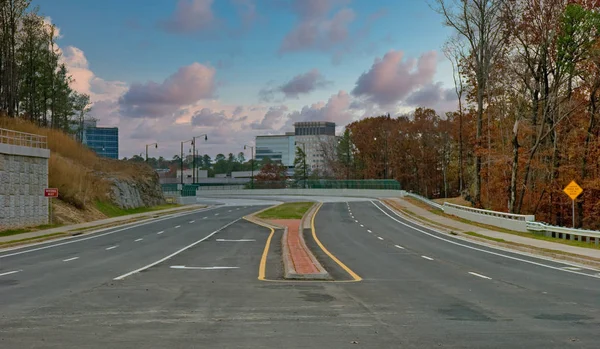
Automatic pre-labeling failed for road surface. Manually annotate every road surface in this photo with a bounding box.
[1,199,599,348]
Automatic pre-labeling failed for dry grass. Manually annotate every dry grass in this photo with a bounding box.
[1,117,156,220]
[433,196,472,207]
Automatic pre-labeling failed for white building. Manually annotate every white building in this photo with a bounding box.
[293,122,337,173]
[255,122,337,176]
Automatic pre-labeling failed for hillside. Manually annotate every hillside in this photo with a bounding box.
[1,117,165,225]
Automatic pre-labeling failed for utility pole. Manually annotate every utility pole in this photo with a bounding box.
[244,145,254,189]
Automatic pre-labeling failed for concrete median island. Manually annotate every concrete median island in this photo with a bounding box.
[250,202,331,280]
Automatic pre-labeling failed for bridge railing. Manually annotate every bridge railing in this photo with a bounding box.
[404,192,443,210]
[0,128,47,148]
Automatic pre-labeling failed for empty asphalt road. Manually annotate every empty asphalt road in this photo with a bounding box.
[1,199,599,348]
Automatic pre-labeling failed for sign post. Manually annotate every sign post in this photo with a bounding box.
[44,188,59,225]
[563,181,583,228]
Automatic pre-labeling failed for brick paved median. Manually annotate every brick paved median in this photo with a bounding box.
[270,219,321,275]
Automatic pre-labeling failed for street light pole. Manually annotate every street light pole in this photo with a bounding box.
[180,139,193,185]
[145,143,158,163]
[244,145,254,189]
[192,134,208,184]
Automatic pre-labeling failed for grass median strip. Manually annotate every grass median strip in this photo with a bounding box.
[256,202,314,220]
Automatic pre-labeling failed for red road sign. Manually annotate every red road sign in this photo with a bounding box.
[44,188,58,197]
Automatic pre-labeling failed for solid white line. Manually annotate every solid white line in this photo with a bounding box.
[134,238,143,242]
[469,271,492,280]
[0,270,21,277]
[114,218,241,280]
[189,220,195,223]
[372,201,600,280]
[367,229,372,233]
[63,257,79,262]
[377,237,384,240]
[106,246,118,250]
[216,239,255,242]
[157,231,164,235]
[175,225,181,229]
[0,206,217,259]
[395,245,404,249]
[421,255,434,261]
[170,266,239,270]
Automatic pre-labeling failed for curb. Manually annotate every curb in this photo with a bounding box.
[281,202,331,280]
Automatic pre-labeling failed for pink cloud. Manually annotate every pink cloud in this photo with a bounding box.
[118,63,216,118]
[159,0,216,34]
[279,0,355,53]
[285,90,355,128]
[352,50,438,106]
[260,68,331,101]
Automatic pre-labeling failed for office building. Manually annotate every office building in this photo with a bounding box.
[294,122,337,173]
[255,132,296,168]
[255,122,337,176]
[79,120,119,159]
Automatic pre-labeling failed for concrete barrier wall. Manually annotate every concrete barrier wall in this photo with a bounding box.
[443,202,534,232]
[195,188,406,198]
[0,143,49,229]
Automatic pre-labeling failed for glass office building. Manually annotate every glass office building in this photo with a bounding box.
[83,126,119,159]
[255,133,295,167]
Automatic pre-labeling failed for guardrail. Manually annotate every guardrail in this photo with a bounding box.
[0,128,47,148]
[404,192,443,210]
[442,202,534,232]
[527,221,600,244]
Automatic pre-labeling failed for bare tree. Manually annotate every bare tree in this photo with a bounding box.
[432,0,506,206]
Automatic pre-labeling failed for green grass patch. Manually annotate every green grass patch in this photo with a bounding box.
[95,201,180,218]
[0,232,66,246]
[0,223,62,238]
[257,202,314,220]
[464,231,506,243]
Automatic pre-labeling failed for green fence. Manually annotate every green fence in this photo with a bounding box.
[251,179,401,190]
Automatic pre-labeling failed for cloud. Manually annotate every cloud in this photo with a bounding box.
[352,50,437,107]
[232,0,258,28]
[60,46,128,103]
[118,63,216,118]
[259,68,330,102]
[285,90,354,128]
[405,82,459,115]
[279,0,355,53]
[191,108,248,127]
[250,106,289,129]
[158,0,217,34]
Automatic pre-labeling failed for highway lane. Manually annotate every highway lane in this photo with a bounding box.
[314,201,600,347]
[2,198,600,348]
[0,204,266,315]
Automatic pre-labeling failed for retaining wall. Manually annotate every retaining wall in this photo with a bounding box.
[0,143,50,229]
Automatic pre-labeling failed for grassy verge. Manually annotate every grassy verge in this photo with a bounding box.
[95,202,180,218]
[403,197,600,250]
[257,202,314,220]
[0,223,62,238]
[0,232,67,247]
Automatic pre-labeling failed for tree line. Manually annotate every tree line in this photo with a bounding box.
[124,152,261,177]
[326,0,600,229]
[0,0,90,133]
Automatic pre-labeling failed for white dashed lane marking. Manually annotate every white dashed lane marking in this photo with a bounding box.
[106,246,118,251]
[377,237,384,240]
[189,220,195,223]
[175,225,181,229]
[421,255,434,261]
[394,245,404,249]
[469,272,492,280]
[157,231,164,235]
[135,238,143,242]
[62,257,79,262]
[0,270,22,277]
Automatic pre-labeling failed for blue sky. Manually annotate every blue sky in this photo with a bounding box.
[32,0,458,158]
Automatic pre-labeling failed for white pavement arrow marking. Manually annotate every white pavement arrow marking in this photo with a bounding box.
[170,266,239,270]
[216,239,255,242]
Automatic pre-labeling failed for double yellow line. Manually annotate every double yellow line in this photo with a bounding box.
[249,202,362,282]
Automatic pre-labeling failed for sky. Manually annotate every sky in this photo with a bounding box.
[33,0,458,160]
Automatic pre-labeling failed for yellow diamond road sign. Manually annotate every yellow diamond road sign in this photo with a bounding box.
[563,180,583,200]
